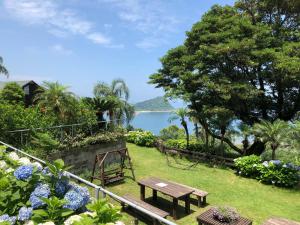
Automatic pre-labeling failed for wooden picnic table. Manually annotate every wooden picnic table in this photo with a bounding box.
[138,177,194,220]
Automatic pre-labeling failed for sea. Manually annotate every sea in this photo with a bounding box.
[130,111,194,135]
[130,111,243,143]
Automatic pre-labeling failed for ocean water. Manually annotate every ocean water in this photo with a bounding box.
[130,112,194,135]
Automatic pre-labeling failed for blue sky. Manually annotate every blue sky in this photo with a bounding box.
[0,0,235,103]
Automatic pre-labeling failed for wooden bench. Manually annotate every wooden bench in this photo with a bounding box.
[174,182,209,207]
[121,194,169,225]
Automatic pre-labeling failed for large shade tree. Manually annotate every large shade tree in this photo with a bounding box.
[0,56,9,77]
[149,0,300,155]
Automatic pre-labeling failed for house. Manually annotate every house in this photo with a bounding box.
[0,80,41,106]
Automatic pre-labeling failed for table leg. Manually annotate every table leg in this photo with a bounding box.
[152,190,157,201]
[173,198,178,220]
[185,195,190,214]
[140,185,145,201]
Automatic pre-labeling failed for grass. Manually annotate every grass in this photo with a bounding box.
[98,143,300,225]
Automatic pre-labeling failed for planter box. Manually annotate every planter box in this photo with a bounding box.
[197,208,252,225]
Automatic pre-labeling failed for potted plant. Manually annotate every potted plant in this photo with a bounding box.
[212,206,240,223]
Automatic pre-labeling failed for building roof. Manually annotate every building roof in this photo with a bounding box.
[0,80,38,89]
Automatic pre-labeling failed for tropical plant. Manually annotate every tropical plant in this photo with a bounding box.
[0,56,8,77]
[169,108,190,147]
[0,82,24,105]
[34,81,77,123]
[93,79,134,126]
[252,120,289,160]
[126,130,156,147]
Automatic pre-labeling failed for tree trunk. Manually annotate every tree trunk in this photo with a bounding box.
[195,123,199,140]
[244,140,266,156]
[182,121,189,148]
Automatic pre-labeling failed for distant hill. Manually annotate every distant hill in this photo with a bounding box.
[134,97,174,111]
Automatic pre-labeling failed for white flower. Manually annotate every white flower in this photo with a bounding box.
[19,157,31,165]
[82,211,97,218]
[8,152,19,161]
[24,221,35,225]
[5,168,14,173]
[38,222,55,225]
[64,215,82,225]
[0,160,7,169]
[115,221,125,225]
[31,162,43,170]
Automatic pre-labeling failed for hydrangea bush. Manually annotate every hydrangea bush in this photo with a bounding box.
[234,155,300,187]
[126,130,157,147]
[0,145,123,225]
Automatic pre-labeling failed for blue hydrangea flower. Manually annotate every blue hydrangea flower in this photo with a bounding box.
[0,214,16,225]
[13,165,34,180]
[29,183,50,209]
[63,184,90,211]
[270,160,281,166]
[17,206,33,221]
[55,179,69,196]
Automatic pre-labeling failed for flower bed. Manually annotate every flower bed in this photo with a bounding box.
[234,155,300,188]
[0,145,124,225]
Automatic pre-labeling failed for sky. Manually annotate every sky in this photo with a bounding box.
[0,0,235,104]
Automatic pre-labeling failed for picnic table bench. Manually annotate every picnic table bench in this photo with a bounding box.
[138,177,194,220]
[173,182,209,207]
[121,194,169,225]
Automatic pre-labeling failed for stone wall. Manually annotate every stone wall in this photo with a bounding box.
[49,140,126,174]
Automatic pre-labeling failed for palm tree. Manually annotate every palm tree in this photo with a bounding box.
[34,81,77,122]
[188,110,200,140]
[0,56,9,77]
[169,108,190,147]
[252,119,289,160]
[93,79,134,125]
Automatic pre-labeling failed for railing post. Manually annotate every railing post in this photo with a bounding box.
[95,187,100,200]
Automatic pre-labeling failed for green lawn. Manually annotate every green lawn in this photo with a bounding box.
[105,143,300,225]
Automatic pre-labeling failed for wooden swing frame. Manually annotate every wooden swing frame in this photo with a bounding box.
[91,148,135,186]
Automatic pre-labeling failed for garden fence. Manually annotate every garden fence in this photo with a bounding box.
[0,140,177,225]
[5,119,124,146]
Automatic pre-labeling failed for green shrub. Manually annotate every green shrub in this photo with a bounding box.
[164,139,187,149]
[126,131,156,147]
[257,161,300,187]
[234,156,300,188]
[159,125,185,141]
[234,155,262,178]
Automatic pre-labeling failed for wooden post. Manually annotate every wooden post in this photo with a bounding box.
[173,198,178,220]
[153,190,157,201]
[140,185,145,201]
[185,195,190,214]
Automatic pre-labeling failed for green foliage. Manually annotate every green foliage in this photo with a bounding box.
[149,1,300,155]
[159,125,186,141]
[30,132,59,157]
[235,156,300,187]
[31,197,74,224]
[0,82,24,105]
[134,96,174,111]
[234,155,262,178]
[126,130,156,147]
[93,79,135,125]
[85,199,122,224]
[257,162,300,187]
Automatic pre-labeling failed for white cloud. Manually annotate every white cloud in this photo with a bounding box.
[3,0,113,46]
[87,32,111,45]
[100,0,179,49]
[50,44,73,55]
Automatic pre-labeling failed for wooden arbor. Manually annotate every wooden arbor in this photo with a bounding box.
[91,148,135,186]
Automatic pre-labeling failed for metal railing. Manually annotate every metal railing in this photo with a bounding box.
[0,140,177,225]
